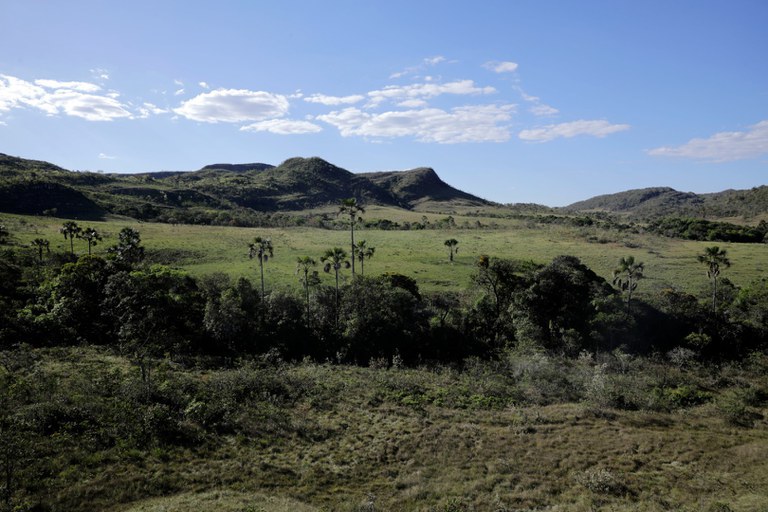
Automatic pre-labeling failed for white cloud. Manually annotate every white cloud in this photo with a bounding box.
[199,82,210,89]
[137,102,169,118]
[367,79,496,107]
[529,104,559,117]
[240,119,322,135]
[647,121,768,162]
[174,79,184,86]
[519,120,630,142]
[317,104,515,143]
[90,68,110,80]
[304,93,365,106]
[397,99,428,108]
[174,88,290,123]
[390,55,448,79]
[46,89,133,121]
[424,56,446,66]
[174,88,185,96]
[0,74,45,112]
[35,79,102,93]
[484,61,519,73]
[0,74,131,121]
[98,152,116,159]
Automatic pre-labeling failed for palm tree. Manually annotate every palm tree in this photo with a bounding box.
[338,198,365,276]
[31,238,50,262]
[613,256,644,314]
[444,238,459,263]
[59,221,81,255]
[322,247,350,309]
[296,256,319,322]
[78,227,102,255]
[353,240,375,276]
[248,237,274,299]
[108,227,144,264]
[698,246,730,314]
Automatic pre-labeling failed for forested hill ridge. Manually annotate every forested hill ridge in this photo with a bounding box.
[0,153,491,222]
[2,152,767,224]
[564,185,768,222]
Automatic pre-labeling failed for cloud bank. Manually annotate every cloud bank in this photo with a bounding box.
[317,104,515,143]
[519,120,630,142]
[0,74,131,121]
[648,121,768,162]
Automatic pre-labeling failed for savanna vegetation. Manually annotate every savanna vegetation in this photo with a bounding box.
[1,152,767,511]
[1,200,767,511]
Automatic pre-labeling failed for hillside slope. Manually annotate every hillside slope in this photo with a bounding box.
[363,167,490,208]
[565,186,768,221]
[0,153,489,222]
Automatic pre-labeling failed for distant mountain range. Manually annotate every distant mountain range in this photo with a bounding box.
[0,152,766,224]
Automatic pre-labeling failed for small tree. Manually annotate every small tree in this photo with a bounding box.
[59,221,81,255]
[248,236,274,299]
[613,255,644,314]
[30,238,50,262]
[353,240,375,276]
[296,256,320,323]
[445,238,459,263]
[322,247,350,310]
[108,227,144,265]
[78,227,102,255]
[698,246,731,314]
[339,198,365,276]
[0,224,8,244]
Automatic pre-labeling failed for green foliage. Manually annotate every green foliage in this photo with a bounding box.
[651,385,711,409]
[650,217,766,243]
[108,227,145,264]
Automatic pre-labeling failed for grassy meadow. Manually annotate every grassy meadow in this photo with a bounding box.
[3,208,766,299]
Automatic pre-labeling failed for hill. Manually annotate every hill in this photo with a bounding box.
[565,186,768,222]
[363,166,488,208]
[0,153,491,222]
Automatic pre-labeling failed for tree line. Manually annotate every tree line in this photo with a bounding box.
[0,207,766,374]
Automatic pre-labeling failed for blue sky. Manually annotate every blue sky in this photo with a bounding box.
[1,0,766,206]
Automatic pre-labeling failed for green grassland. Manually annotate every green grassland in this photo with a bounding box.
[3,209,766,299]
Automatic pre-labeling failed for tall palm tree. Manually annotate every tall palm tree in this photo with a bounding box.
[322,247,350,309]
[698,246,730,314]
[296,256,319,322]
[59,221,81,255]
[353,240,375,276]
[248,237,274,299]
[444,238,459,263]
[78,227,102,255]
[338,198,365,276]
[31,238,50,262]
[613,255,644,314]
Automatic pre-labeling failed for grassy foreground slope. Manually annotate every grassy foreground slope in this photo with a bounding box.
[7,346,767,512]
[3,210,766,297]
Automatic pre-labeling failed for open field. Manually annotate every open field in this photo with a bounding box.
[2,210,766,298]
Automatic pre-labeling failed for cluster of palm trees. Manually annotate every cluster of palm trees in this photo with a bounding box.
[614,245,731,316]
[248,199,378,315]
[58,221,102,255]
